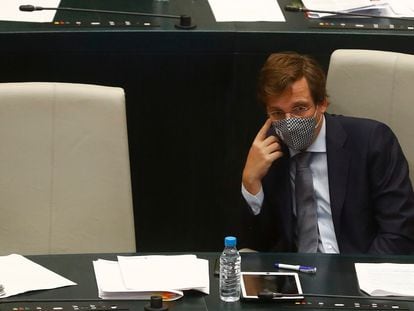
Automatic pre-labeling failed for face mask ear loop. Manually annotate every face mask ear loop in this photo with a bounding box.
[314,106,323,129]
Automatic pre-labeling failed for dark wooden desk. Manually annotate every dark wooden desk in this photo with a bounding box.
[1,0,413,252]
[1,253,414,311]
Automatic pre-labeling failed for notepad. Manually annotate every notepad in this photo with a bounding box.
[355,263,414,296]
[93,255,209,301]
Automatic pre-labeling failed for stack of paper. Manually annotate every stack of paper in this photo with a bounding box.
[93,254,209,301]
[301,0,414,18]
[355,263,414,296]
[0,254,76,298]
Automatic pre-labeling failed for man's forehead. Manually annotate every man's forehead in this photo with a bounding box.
[266,78,313,109]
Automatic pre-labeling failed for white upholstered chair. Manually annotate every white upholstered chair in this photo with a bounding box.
[0,82,135,255]
[327,49,414,181]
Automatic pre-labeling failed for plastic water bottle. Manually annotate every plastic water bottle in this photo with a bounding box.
[219,236,241,302]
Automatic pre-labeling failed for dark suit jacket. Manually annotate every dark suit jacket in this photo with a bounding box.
[241,113,414,254]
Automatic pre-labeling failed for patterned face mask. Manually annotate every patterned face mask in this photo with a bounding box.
[272,111,320,151]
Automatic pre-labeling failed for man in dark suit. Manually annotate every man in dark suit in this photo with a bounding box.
[241,52,414,254]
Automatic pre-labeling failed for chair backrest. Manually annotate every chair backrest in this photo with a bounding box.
[327,49,414,181]
[0,82,136,255]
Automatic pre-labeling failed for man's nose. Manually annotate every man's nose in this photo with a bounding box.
[285,112,293,119]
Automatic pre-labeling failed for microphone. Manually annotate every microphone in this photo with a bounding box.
[284,4,414,22]
[19,4,196,29]
[258,290,414,302]
[258,291,304,300]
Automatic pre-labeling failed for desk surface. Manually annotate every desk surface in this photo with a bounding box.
[1,253,414,311]
[1,0,414,33]
[1,0,413,53]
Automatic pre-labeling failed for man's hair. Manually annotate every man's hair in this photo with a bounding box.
[257,52,327,106]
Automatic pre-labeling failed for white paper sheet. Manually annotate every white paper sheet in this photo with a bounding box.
[0,254,76,298]
[301,0,374,12]
[301,0,414,18]
[208,0,285,22]
[355,263,414,296]
[387,0,414,16]
[117,255,210,294]
[0,1,61,23]
[93,259,184,301]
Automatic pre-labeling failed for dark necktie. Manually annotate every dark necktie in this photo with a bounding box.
[294,152,318,253]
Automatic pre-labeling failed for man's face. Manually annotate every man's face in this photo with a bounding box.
[266,77,328,136]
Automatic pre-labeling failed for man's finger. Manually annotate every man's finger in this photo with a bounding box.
[255,118,273,141]
[267,150,283,162]
[265,141,282,154]
[263,134,279,146]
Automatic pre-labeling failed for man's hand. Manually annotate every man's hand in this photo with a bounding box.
[242,118,283,195]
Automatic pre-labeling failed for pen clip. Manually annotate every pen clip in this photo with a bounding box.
[299,266,317,274]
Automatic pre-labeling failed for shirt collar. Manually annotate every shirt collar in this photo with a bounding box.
[289,114,327,157]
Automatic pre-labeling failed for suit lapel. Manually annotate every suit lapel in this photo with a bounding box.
[325,114,350,238]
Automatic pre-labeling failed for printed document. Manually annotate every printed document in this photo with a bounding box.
[93,254,209,301]
[301,0,414,18]
[355,263,414,296]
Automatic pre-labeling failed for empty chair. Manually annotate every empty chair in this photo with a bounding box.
[327,49,414,181]
[0,82,135,255]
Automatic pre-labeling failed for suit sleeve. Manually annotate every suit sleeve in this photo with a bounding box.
[367,123,414,254]
[239,155,294,252]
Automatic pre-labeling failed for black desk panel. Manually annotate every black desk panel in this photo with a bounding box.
[0,253,208,311]
[0,0,413,252]
[1,253,414,311]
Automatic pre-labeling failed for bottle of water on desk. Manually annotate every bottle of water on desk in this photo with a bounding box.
[219,236,241,302]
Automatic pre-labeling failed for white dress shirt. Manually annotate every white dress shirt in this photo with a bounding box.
[242,116,339,253]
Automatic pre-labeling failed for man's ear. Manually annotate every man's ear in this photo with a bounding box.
[319,98,329,113]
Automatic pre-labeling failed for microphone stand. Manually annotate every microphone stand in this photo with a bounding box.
[284,5,414,22]
[19,5,196,29]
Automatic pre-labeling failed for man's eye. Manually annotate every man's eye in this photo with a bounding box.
[271,111,284,116]
[294,106,308,113]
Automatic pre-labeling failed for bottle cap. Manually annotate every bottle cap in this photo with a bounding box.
[224,236,237,247]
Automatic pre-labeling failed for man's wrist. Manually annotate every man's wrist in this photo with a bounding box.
[241,183,264,215]
[242,178,261,196]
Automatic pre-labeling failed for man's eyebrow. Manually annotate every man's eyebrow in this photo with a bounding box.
[292,100,310,106]
[267,100,311,111]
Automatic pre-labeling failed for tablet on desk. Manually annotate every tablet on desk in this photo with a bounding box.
[241,272,304,300]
